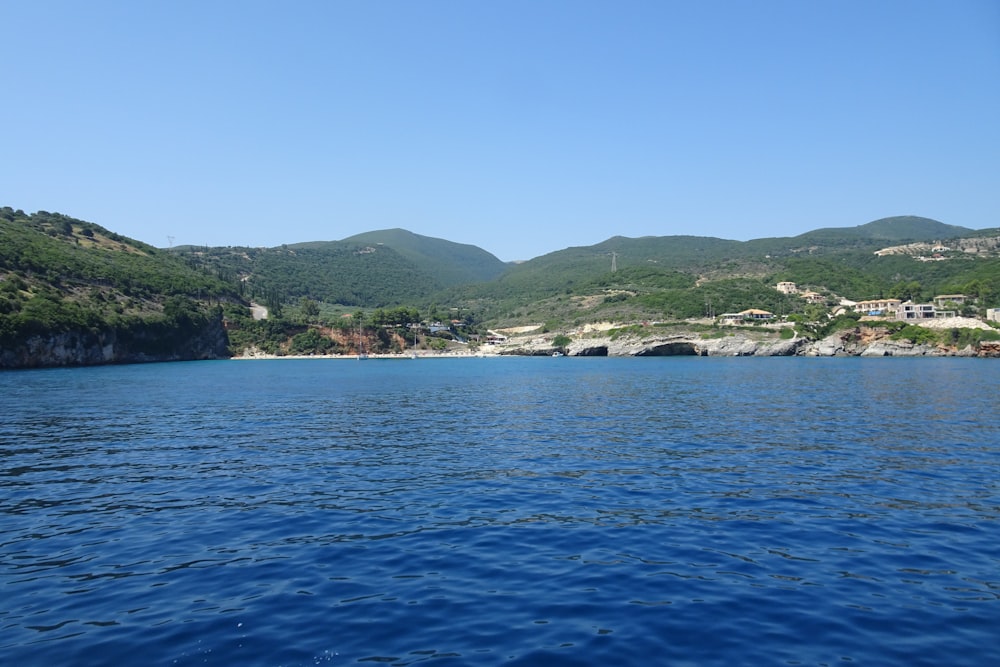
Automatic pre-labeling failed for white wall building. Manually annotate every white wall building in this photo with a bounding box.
[776,282,798,294]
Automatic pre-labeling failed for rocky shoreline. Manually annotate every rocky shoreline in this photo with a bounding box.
[4,323,998,369]
[0,317,230,369]
[494,328,1000,358]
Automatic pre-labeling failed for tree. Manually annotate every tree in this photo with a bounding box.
[888,280,921,301]
[289,327,333,355]
[300,297,320,322]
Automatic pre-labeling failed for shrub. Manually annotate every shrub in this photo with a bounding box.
[890,325,939,345]
[289,327,333,355]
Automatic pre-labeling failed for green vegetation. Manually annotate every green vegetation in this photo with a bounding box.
[4,205,999,365]
[156,211,1000,339]
[804,215,974,242]
[171,228,507,311]
[339,228,507,285]
[888,324,1000,348]
[1,208,237,364]
[1,209,238,300]
[438,216,1000,331]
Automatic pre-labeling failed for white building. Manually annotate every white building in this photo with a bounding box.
[897,303,955,321]
[853,299,902,316]
[934,294,967,308]
[775,282,798,294]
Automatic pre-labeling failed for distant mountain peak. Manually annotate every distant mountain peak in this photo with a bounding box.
[855,216,972,240]
[340,228,507,285]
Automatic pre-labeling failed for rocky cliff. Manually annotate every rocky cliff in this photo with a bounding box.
[499,328,996,358]
[0,314,230,369]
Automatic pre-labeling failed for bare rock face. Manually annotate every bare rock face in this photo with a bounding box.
[802,330,944,357]
[572,344,610,356]
[606,335,697,356]
[859,339,926,357]
[496,325,994,359]
[804,335,847,356]
[0,330,116,367]
[0,315,230,369]
[696,337,759,356]
[978,341,1000,358]
[697,336,804,357]
[567,332,805,357]
[636,341,702,356]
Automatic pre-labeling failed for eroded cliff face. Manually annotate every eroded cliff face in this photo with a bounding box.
[800,328,983,357]
[505,328,993,358]
[0,315,229,369]
[551,331,806,357]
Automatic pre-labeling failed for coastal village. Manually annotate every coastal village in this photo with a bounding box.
[727,281,1000,327]
[479,273,1000,358]
[476,235,1000,358]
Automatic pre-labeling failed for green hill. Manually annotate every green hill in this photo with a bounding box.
[338,228,507,285]
[169,215,996,321]
[441,217,999,326]
[174,229,508,309]
[0,208,239,368]
[181,242,433,307]
[795,216,973,244]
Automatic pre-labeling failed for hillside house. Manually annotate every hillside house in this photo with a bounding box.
[720,309,776,324]
[719,308,774,325]
[897,303,935,320]
[987,308,1000,323]
[800,291,825,304]
[897,302,955,320]
[853,299,902,317]
[933,294,967,308]
[776,282,798,294]
[741,308,775,320]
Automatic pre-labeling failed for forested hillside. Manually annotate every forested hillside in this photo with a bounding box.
[339,228,508,284]
[792,215,974,243]
[0,208,239,367]
[172,229,507,310]
[176,243,433,308]
[161,213,999,327]
[440,216,1000,327]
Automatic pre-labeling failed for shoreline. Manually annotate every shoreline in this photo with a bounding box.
[230,350,503,360]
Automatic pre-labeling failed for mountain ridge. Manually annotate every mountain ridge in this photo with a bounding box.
[791,215,974,243]
[3,206,998,366]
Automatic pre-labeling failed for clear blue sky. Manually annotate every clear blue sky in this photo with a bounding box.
[3,1,998,261]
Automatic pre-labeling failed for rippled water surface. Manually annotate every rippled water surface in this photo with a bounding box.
[2,357,999,666]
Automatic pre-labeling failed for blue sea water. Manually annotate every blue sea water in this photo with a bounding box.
[1,357,999,666]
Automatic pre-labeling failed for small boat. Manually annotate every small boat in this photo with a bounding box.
[552,351,564,357]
